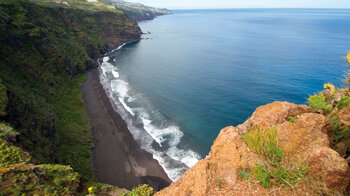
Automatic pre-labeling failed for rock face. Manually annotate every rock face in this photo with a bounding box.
[156,102,350,196]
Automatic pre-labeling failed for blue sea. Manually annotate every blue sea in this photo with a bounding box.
[99,9,350,181]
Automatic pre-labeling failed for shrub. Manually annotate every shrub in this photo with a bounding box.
[337,96,350,110]
[253,163,271,188]
[242,126,284,164]
[0,140,31,168]
[307,93,332,113]
[330,115,350,141]
[129,184,154,196]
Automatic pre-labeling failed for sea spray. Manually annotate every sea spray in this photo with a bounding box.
[98,44,201,181]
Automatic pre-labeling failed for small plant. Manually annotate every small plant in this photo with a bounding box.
[253,163,271,188]
[238,168,250,180]
[242,126,284,164]
[215,176,223,187]
[287,116,297,123]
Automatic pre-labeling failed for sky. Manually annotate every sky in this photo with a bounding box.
[126,0,350,9]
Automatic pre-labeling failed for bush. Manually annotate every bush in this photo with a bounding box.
[0,139,31,168]
[337,96,350,110]
[307,93,332,113]
[242,126,284,164]
[330,115,350,141]
[129,184,154,196]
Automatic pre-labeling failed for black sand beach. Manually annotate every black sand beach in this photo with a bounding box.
[82,68,171,191]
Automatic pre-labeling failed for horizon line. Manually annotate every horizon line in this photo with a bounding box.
[164,7,350,10]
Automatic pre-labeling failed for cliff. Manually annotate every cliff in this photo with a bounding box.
[0,0,141,181]
[157,101,350,195]
[102,0,173,21]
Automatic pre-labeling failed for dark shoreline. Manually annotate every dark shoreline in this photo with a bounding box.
[82,67,171,191]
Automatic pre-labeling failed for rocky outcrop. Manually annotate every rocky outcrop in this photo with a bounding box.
[156,102,350,195]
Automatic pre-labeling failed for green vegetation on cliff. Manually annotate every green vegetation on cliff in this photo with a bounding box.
[241,126,310,189]
[0,124,129,195]
[0,0,140,181]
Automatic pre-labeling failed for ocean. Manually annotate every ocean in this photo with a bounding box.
[98,9,350,181]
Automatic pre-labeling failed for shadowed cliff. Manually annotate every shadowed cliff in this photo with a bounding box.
[0,0,141,180]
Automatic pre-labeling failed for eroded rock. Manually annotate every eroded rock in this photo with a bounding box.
[156,102,350,196]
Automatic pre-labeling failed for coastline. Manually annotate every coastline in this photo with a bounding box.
[82,67,171,190]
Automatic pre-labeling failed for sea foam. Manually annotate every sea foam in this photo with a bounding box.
[98,45,201,181]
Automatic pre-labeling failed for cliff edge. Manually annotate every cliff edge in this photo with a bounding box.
[157,101,350,195]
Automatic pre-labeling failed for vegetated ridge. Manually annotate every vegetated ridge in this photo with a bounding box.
[0,0,144,194]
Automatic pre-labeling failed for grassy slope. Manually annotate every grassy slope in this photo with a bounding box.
[0,0,140,181]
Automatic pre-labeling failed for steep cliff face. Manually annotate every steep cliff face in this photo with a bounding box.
[0,0,141,180]
[157,102,350,195]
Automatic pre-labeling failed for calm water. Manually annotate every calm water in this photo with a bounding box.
[99,9,350,181]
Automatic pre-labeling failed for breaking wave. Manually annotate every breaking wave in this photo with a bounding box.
[98,45,201,181]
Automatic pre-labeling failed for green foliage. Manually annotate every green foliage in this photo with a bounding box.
[0,163,81,195]
[287,116,297,123]
[0,124,18,139]
[241,126,310,189]
[307,93,333,113]
[0,139,31,168]
[238,168,250,180]
[253,164,271,188]
[308,93,326,109]
[52,75,93,180]
[337,96,350,110]
[330,115,350,141]
[324,104,333,113]
[271,164,309,187]
[127,184,154,196]
[215,177,223,187]
[242,126,284,164]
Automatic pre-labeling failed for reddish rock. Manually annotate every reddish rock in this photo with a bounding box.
[156,102,350,196]
[338,106,350,127]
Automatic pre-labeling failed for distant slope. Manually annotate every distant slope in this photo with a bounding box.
[103,0,173,21]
